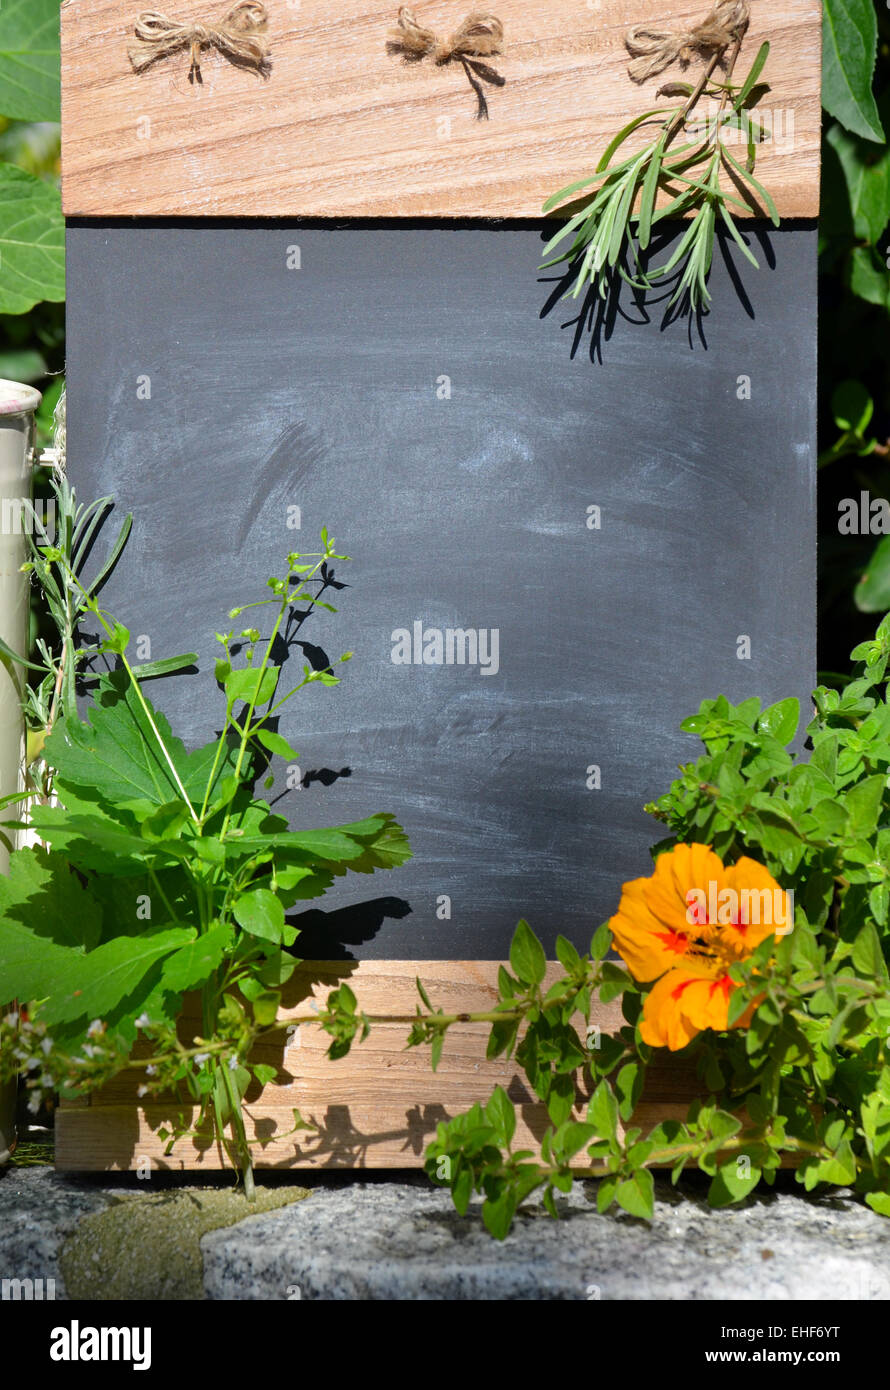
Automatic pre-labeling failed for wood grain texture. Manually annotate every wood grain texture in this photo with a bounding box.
[56,961,700,1172]
[60,0,821,218]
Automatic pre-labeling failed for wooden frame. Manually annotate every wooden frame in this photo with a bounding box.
[56,961,702,1171]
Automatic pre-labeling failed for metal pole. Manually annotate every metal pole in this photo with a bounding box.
[0,379,41,1164]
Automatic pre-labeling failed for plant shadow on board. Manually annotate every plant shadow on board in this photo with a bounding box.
[538,219,776,364]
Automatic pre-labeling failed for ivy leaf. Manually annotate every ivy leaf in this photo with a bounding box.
[0,163,64,315]
[0,0,60,122]
[822,0,884,143]
[509,919,546,987]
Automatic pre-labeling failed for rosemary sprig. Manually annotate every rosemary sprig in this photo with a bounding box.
[542,40,778,314]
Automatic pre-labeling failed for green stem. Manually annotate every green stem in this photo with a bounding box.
[220,1060,255,1201]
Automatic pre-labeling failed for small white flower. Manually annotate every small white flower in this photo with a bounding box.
[81,1044,95,1059]
[134,1014,151,1030]
[40,1036,53,1056]
[25,1057,40,1071]
[27,1097,41,1114]
[39,1074,52,1088]
[228,1055,240,1072]
[4,1012,18,1028]
[145,1065,157,1076]
[87,1020,104,1038]
[194,1053,210,1067]
[137,1085,148,1098]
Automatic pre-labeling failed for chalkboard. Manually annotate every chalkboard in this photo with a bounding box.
[66,222,816,961]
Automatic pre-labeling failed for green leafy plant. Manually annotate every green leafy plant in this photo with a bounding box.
[542,33,776,314]
[363,614,890,1236]
[818,381,890,619]
[818,2,888,665]
[822,0,884,143]
[0,511,411,1197]
[0,0,63,317]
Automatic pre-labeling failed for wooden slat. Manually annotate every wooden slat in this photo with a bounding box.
[56,961,700,1171]
[61,0,821,218]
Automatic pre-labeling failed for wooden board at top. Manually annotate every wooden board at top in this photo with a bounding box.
[61,0,821,219]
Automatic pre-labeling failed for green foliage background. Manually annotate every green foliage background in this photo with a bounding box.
[0,0,64,444]
[820,3,890,667]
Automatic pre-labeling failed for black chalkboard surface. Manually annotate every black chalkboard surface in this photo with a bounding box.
[66,223,816,960]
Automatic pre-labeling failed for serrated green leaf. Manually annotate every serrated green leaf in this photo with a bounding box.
[0,163,64,314]
[160,922,232,993]
[0,0,60,122]
[46,925,195,1027]
[45,671,235,815]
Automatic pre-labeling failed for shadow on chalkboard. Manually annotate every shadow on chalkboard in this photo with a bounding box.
[290,896,414,960]
[539,222,774,362]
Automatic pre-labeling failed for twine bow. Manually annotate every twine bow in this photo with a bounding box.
[625,0,749,83]
[387,7,505,120]
[129,1,270,84]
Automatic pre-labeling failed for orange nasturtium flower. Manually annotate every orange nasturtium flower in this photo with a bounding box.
[609,842,790,1051]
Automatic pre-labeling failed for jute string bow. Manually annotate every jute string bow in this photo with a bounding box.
[129,1,270,84]
[387,8,505,120]
[625,0,749,83]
